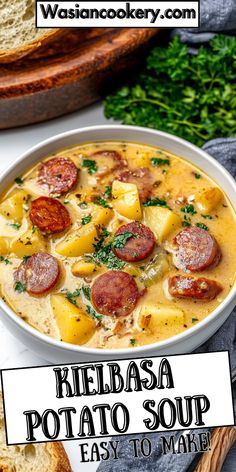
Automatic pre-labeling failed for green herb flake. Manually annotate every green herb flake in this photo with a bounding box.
[143,197,170,208]
[130,338,136,346]
[32,225,36,234]
[81,214,92,225]
[64,200,70,205]
[196,222,209,231]
[0,256,11,265]
[66,289,81,306]
[192,318,199,323]
[82,286,91,301]
[22,255,30,263]
[94,196,112,209]
[151,157,170,167]
[104,186,112,198]
[14,282,26,293]
[182,220,191,228]
[82,159,98,175]
[201,214,213,220]
[9,223,21,230]
[112,231,134,249]
[181,204,197,216]
[86,305,103,321]
[194,173,201,179]
[15,177,24,186]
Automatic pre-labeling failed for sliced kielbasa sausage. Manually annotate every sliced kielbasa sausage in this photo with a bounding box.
[91,271,139,317]
[38,157,78,195]
[30,196,71,234]
[117,168,153,202]
[113,222,155,262]
[89,150,127,177]
[173,226,221,272]
[14,253,60,295]
[168,275,223,301]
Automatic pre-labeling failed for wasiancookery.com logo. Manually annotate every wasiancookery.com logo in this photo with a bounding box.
[36,1,200,28]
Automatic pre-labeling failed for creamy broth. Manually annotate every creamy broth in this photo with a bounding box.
[0,141,235,349]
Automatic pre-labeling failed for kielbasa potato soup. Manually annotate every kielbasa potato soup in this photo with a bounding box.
[0,142,235,349]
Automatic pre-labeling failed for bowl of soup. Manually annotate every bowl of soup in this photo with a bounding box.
[0,125,235,363]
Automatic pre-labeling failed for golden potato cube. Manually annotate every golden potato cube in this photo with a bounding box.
[71,261,96,277]
[139,303,184,332]
[144,207,181,242]
[0,190,29,223]
[92,207,114,226]
[195,187,223,214]
[51,294,96,345]
[56,223,97,257]
[10,227,47,257]
[112,180,142,220]
[0,237,9,255]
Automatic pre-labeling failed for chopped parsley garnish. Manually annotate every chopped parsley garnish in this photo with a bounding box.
[15,177,24,186]
[181,204,197,215]
[201,214,213,220]
[86,305,103,321]
[104,186,112,198]
[112,231,134,249]
[78,201,88,209]
[81,214,92,225]
[143,197,170,208]
[14,282,26,293]
[194,173,201,179]
[66,289,81,306]
[196,222,209,231]
[130,338,136,346]
[9,223,21,230]
[64,200,70,205]
[82,159,97,175]
[151,157,170,167]
[94,196,112,209]
[32,225,36,234]
[82,286,91,301]
[0,256,11,265]
[22,255,30,263]
[182,215,192,227]
[93,231,125,270]
[192,318,199,323]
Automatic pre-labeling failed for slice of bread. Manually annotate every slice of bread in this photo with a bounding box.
[0,392,72,472]
[0,1,62,63]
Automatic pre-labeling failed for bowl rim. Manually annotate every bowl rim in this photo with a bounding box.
[0,124,235,356]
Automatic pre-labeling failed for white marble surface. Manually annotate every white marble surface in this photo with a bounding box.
[0,104,235,471]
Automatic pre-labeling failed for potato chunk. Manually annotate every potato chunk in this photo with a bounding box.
[51,294,96,345]
[144,207,181,242]
[0,237,9,255]
[10,227,47,257]
[139,303,184,332]
[56,223,97,257]
[195,187,223,215]
[71,261,96,277]
[0,190,29,223]
[112,180,142,220]
[92,207,114,226]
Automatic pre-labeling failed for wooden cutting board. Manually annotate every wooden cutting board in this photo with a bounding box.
[0,28,159,129]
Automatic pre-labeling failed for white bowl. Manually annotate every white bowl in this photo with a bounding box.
[0,125,235,363]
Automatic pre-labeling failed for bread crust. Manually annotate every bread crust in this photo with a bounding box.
[47,443,72,472]
[0,29,64,63]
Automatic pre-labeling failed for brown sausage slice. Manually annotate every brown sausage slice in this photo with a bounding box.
[118,168,153,202]
[91,271,139,317]
[89,150,127,177]
[14,253,60,295]
[173,227,221,272]
[38,157,78,195]
[30,197,71,234]
[168,275,223,301]
[113,222,155,262]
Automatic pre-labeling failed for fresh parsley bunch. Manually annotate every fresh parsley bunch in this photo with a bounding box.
[104,35,236,146]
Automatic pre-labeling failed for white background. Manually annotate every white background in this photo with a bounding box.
[0,103,235,470]
[2,352,234,444]
[36,2,199,28]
